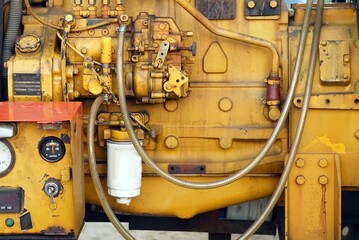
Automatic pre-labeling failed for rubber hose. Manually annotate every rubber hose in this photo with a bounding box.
[116,13,309,190]
[1,0,22,101]
[0,0,4,101]
[88,95,136,240]
[238,0,324,238]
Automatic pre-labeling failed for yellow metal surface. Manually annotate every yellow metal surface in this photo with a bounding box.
[85,175,280,219]
[0,120,84,237]
[285,154,341,239]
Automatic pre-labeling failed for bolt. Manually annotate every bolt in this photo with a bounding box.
[342,74,349,79]
[318,158,328,168]
[320,41,328,46]
[247,0,256,9]
[295,158,305,168]
[296,175,306,185]
[165,84,172,90]
[343,55,350,63]
[81,48,87,54]
[270,0,278,8]
[319,175,328,185]
[64,14,74,23]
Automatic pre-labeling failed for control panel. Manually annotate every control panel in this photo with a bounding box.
[0,102,84,239]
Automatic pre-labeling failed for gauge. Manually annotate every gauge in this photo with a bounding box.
[38,137,66,163]
[0,140,15,177]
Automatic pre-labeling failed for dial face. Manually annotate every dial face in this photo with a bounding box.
[38,137,66,163]
[0,140,15,177]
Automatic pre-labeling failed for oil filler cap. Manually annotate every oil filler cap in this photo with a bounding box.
[16,34,41,53]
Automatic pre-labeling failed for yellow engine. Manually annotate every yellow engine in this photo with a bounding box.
[0,0,358,239]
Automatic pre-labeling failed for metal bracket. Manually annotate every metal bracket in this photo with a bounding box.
[294,93,359,110]
[154,40,170,69]
[164,64,189,97]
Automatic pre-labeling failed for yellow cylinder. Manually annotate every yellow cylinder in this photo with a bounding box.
[101,37,112,64]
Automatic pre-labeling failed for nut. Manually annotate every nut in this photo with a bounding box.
[247,0,256,9]
[269,0,278,8]
[296,175,306,185]
[295,158,305,168]
[318,158,328,168]
[319,175,328,185]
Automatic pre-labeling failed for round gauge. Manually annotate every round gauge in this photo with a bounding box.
[38,137,66,163]
[0,140,15,177]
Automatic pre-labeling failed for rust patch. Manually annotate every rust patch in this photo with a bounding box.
[196,0,236,20]
[168,164,206,174]
[41,226,67,235]
[320,184,327,238]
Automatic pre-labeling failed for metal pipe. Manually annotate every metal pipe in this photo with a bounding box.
[173,0,280,77]
[237,0,324,238]
[24,0,118,32]
[115,11,304,189]
[88,95,136,240]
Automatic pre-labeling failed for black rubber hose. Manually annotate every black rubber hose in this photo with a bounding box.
[1,0,22,101]
[0,0,4,101]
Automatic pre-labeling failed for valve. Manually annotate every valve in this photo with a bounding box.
[43,179,62,204]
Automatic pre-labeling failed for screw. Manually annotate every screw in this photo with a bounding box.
[318,158,328,168]
[320,41,328,46]
[343,55,350,63]
[165,84,172,90]
[342,74,349,79]
[296,175,306,185]
[319,175,328,185]
[295,158,305,168]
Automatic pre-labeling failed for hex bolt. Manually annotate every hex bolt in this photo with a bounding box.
[319,175,328,185]
[296,175,306,185]
[247,0,256,9]
[318,158,328,168]
[343,55,350,63]
[295,158,305,168]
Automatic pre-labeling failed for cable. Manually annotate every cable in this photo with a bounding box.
[24,0,118,32]
[116,14,310,189]
[88,94,136,240]
[237,0,324,238]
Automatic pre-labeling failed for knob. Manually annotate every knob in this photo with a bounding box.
[43,179,62,203]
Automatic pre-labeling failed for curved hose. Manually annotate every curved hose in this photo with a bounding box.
[24,0,118,32]
[174,0,280,77]
[88,95,136,240]
[1,0,22,101]
[116,11,310,189]
[238,0,324,238]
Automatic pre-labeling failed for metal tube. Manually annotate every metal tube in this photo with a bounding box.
[173,0,280,77]
[237,0,324,238]
[88,95,136,240]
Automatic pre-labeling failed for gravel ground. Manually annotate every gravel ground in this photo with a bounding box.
[79,222,279,240]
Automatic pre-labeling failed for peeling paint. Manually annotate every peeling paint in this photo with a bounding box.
[301,135,346,154]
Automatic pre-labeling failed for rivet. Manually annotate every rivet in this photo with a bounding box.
[319,175,328,185]
[295,158,305,168]
[296,175,306,185]
[318,158,328,168]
